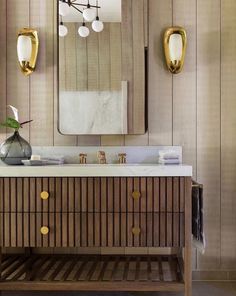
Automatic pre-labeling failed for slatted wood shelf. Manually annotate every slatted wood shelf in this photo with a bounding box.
[0,254,184,291]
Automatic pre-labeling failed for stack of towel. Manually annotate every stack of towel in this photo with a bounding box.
[158,150,181,165]
[42,156,65,165]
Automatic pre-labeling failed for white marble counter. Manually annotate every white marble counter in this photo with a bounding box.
[0,164,192,177]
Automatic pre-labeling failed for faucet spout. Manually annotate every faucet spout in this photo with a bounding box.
[97,151,106,164]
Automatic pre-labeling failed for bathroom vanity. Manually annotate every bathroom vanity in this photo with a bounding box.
[0,164,192,295]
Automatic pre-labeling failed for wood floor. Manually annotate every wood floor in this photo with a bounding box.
[1,282,236,296]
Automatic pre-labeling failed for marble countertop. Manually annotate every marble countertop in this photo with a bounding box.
[0,164,192,177]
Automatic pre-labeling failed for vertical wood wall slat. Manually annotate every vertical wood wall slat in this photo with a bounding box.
[0,0,7,143]
[221,0,236,269]
[6,0,30,141]
[148,0,172,145]
[98,23,110,92]
[30,0,54,145]
[76,23,87,91]
[172,0,197,178]
[131,0,145,134]
[197,0,221,270]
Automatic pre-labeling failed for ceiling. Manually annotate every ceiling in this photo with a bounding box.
[62,0,121,22]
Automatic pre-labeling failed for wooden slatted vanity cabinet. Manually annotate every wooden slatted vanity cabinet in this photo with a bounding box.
[0,165,192,295]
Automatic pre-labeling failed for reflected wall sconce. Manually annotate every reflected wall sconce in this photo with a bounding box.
[163,27,187,74]
[17,28,39,76]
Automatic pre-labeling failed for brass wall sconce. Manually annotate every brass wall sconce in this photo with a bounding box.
[163,27,187,74]
[17,28,39,76]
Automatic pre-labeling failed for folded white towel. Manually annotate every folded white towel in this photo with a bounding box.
[158,158,180,165]
[159,150,180,160]
[42,157,65,165]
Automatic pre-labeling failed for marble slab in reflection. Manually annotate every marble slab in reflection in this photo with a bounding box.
[59,87,127,135]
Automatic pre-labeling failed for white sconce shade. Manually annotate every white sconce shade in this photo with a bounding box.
[169,33,182,62]
[59,24,68,37]
[17,28,39,76]
[59,1,70,16]
[17,35,32,62]
[163,27,187,74]
[83,7,96,21]
[78,24,90,37]
[92,20,104,32]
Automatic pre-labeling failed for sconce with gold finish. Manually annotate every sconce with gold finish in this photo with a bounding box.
[163,27,187,74]
[17,28,39,76]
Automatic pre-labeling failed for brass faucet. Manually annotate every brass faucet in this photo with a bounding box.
[118,153,127,164]
[97,151,106,164]
[79,153,87,164]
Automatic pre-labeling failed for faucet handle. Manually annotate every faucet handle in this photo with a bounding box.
[79,153,87,164]
[118,153,127,164]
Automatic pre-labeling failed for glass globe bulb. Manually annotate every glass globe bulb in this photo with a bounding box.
[92,20,104,32]
[59,24,68,37]
[59,2,70,16]
[78,25,90,38]
[83,7,96,21]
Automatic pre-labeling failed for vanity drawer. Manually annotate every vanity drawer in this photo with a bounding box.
[0,177,81,213]
[79,212,184,248]
[76,177,185,213]
[0,212,184,248]
[0,177,185,213]
[0,213,76,248]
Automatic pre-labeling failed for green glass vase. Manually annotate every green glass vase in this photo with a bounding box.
[0,131,32,165]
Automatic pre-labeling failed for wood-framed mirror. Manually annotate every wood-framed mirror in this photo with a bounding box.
[58,0,147,135]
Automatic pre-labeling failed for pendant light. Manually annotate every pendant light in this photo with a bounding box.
[59,0,70,16]
[59,22,68,37]
[59,16,68,37]
[92,1,104,32]
[78,22,90,38]
[83,1,96,21]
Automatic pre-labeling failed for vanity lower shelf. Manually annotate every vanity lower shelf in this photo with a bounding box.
[0,254,185,291]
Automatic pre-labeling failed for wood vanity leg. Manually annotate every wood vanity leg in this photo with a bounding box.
[184,177,192,296]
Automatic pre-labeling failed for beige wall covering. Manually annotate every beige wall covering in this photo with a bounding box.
[0,0,236,277]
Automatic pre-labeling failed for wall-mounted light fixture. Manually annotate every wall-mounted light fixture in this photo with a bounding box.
[163,27,187,74]
[17,28,39,76]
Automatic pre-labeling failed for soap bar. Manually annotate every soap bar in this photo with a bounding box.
[31,155,41,160]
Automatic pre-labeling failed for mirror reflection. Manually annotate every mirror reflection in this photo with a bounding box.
[58,0,128,135]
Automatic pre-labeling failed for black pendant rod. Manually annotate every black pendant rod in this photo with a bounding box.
[59,0,100,8]
[70,4,83,13]
[72,3,101,8]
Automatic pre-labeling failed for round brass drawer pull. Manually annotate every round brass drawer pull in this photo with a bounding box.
[40,226,49,235]
[40,191,49,200]
[132,191,141,200]
[132,227,141,236]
